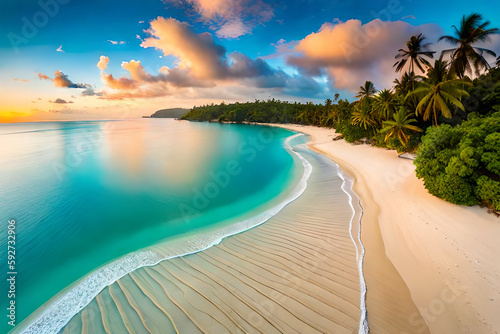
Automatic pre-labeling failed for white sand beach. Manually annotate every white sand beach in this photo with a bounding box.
[272,124,500,334]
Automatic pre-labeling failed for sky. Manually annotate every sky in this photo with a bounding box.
[0,0,499,122]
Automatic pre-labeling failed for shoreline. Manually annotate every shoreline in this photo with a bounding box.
[13,120,499,333]
[52,130,367,333]
[12,132,315,334]
[267,123,500,333]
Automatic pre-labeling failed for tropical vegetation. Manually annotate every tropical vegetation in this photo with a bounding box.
[415,113,500,210]
[181,13,499,210]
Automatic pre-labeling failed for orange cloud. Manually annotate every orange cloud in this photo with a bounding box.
[121,60,151,81]
[98,17,325,100]
[97,56,109,71]
[140,17,284,82]
[100,72,138,90]
[37,70,91,89]
[288,19,444,91]
[141,18,227,79]
[38,73,51,80]
[53,70,74,87]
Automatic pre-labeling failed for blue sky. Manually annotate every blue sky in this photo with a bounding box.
[1,0,499,121]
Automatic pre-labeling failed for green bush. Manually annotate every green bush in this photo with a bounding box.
[415,112,500,209]
[336,120,374,143]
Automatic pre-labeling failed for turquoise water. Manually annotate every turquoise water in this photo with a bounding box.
[0,119,297,333]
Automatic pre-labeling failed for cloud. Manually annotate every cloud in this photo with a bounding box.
[56,45,64,52]
[53,70,76,87]
[266,39,298,59]
[98,57,215,96]
[38,70,93,89]
[51,98,73,104]
[100,72,139,90]
[287,19,444,91]
[163,0,273,38]
[138,20,145,24]
[108,40,126,45]
[140,17,281,81]
[81,87,103,96]
[97,55,109,71]
[216,19,251,38]
[38,73,51,80]
[12,78,29,82]
[141,18,228,79]
[98,17,327,100]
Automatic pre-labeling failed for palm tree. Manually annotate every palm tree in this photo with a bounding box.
[381,108,422,147]
[373,89,396,121]
[393,72,423,97]
[394,33,436,74]
[409,79,472,125]
[355,81,377,100]
[295,109,310,124]
[351,99,377,129]
[426,58,454,84]
[496,56,500,68]
[439,13,498,78]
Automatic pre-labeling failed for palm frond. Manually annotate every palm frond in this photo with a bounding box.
[439,35,459,44]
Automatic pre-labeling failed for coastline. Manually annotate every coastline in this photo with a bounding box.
[267,123,500,333]
[53,131,369,333]
[14,121,499,333]
[12,132,313,334]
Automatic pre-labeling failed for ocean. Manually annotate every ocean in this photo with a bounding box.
[0,119,306,333]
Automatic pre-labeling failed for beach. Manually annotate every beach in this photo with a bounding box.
[271,124,500,334]
[54,136,374,333]
[4,0,499,331]
[16,122,499,333]
[54,123,435,334]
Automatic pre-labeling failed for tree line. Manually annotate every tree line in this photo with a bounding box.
[181,13,500,211]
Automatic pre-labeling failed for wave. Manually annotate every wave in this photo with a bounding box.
[14,133,312,334]
[338,170,369,334]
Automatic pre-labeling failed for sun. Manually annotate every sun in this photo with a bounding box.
[0,110,37,123]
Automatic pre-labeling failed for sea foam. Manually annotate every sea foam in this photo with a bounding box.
[339,170,369,334]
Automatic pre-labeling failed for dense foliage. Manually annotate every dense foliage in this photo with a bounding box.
[181,13,500,210]
[415,113,500,209]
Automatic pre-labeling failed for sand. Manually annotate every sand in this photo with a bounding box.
[60,139,375,333]
[57,122,499,334]
[270,123,500,334]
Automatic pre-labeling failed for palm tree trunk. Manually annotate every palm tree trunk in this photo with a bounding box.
[410,61,414,86]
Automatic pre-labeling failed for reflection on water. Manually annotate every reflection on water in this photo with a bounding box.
[0,119,295,331]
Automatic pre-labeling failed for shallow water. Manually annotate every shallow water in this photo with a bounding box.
[0,119,298,333]
[56,138,365,334]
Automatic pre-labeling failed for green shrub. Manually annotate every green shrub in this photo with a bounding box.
[337,120,374,143]
[415,112,500,209]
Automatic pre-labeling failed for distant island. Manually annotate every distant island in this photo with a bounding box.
[143,108,190,118]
